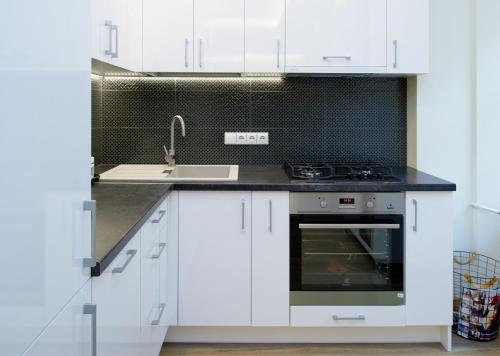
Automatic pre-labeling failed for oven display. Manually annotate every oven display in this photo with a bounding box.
[339,198,355,205]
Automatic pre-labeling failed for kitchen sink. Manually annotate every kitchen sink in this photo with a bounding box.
[98,164,239,182]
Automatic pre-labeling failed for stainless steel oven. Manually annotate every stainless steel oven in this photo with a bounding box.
[290,192,405,306]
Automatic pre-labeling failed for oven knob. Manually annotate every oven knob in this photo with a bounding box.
[320,200,328,208]
[366,201,375,208]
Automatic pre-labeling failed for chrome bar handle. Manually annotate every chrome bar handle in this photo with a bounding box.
[152,210,166,223]
[83,304,97,356]
[299,223,400,230]
[151,243,166,259]
[151,303,166,326]
[332,314,365,321]
[242,200,245,230]
[83,200,97,268]
[393,40,398,69]
[184,39,189,68]
[323,56,351,61]
[199,39,202,68]
[269,200,273,232]
[112,24,119,58]
[413,199,418,232]
[277,40,280,68]
[112,249,137,273]
[104,21,113,56]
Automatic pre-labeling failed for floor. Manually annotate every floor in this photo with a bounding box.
[161,335,500,355]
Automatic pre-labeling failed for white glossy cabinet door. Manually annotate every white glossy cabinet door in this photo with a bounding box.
[143,0,194,72]
[286,0,387,73]
[405,192,453,326]
[0,0,91,354]
[24,281,93,356]
[92,234,142,356]
[387,0,429,74]
[245,0,285,73]
[194,0,245,73]
[92,0,110,62]
[179,191,252,325]
[251,192,290,326]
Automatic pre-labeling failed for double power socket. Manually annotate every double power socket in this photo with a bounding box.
[224,132,269,145]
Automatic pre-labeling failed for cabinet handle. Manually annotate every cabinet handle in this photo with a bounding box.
[393,40,398,69]
[184,39,189,68]
[83,200,97,268]
[83,304,97,356]
[112,249,137,274]
[199,39,202,68]
[277,40,280,68]
[323,56,351,61]
[241,200,245,230]
[104,20,113,56]
[151,243,166,259]
[269,200,273,232]
[152,210,166,223]
[413,199,418,232]
[332,314,365,321]
[151,303,166,326]
[112,24,119,58]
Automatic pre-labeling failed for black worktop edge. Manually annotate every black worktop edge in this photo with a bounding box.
[91,189,171,277]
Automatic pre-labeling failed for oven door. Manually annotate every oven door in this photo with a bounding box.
[290,214,404,306]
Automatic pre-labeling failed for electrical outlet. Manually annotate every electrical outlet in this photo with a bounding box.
[236,132,248,145]
[257,132,269,145]
[247,132,258,144]
[225,132,269,145]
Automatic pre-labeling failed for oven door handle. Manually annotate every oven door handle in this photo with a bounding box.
[298,224,400,230]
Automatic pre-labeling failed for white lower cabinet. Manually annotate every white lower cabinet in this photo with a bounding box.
[24,281,93,356]
[178,191,252,326]
[291,306,406,327]
[405,192,453,326]
[92,233,142,356]
[251,192,290,326]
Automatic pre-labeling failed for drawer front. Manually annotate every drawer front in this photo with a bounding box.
[290,306,406,327]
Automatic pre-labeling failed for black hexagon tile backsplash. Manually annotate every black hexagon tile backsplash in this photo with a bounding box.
[92,77,406,166]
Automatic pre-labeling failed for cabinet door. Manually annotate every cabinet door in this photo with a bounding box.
[0,0,91,353]
[251,192,290,326]
[405,192,453,325]
[92,0,111,62]
[387,0,429,74]
[143,0,194,72]
[179,191,252,326]
[92,234,141,356]
[286,0,387,72]
[245,0,285,73]
[107,0,143,71]
[194,0,245,72]
[24,281,93,356]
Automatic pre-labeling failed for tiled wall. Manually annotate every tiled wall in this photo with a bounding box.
[92,76,407,166]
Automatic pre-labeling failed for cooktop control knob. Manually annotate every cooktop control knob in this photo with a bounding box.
[320,200,328,208]
[366,201,375,208]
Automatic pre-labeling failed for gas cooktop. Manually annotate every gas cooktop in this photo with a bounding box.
[284,161,400,182]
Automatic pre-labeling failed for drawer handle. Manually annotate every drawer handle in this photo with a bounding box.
[323,56,351,61]
[112,249,137,274]
[151,243,166,259]
[152,210,166,223]
[151,303,166,326]
[83,304,97,356]
[332,315,366,321]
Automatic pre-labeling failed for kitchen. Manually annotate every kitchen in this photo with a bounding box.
[1,0,500,355]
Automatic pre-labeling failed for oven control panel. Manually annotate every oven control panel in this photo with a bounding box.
[290,192,405,214]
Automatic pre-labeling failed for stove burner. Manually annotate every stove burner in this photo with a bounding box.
[284,161,400,182]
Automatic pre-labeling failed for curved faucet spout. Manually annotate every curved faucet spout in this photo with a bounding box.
[164,115,186,167]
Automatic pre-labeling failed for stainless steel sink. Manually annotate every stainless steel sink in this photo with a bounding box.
[98,164,239,182]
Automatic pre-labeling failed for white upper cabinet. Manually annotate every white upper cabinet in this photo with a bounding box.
[92,0,142,71]
[245,0,285,73]
[143,0,194,72]
[286,0,387,73]
[178,191,252,326]
[194,0,245,73]
[405,192,453,326]
[387,0,429,74]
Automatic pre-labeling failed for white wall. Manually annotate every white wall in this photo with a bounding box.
[474,0,500,261]
[411,0,476,251]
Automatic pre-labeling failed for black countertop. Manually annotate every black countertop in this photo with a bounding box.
[91,183,172,276]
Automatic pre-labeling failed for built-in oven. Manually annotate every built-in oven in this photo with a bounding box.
[290,192,405,306]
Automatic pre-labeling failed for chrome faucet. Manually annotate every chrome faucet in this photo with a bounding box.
[163,115,186,167]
